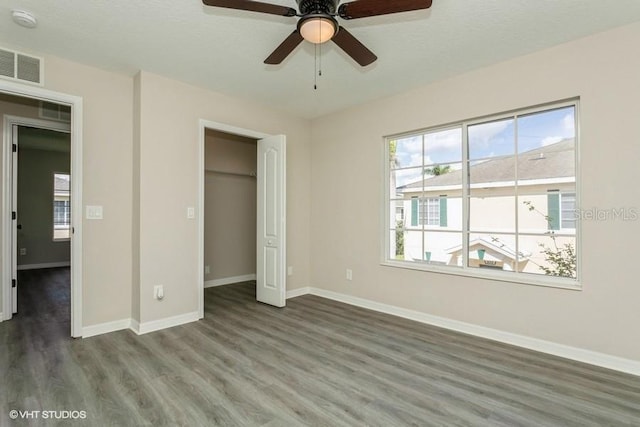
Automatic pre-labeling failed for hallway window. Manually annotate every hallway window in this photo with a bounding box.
[53,173,70,240]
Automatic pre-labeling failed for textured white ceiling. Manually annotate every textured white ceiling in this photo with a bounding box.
[2,0,640,119]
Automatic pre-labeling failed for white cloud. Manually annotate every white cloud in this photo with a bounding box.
[394,168,423,188]
[541,136,564,147]
[469,120,511,145]
[397,135,422,153]
[410,153,424,166]
[425,128,462,150]
[394,135,423,168]
[563,113,575,135]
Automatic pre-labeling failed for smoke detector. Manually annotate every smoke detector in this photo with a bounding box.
[12,10,37,29]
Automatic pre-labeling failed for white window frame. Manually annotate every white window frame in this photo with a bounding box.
[53,171,71,241]
[382,99,581,290]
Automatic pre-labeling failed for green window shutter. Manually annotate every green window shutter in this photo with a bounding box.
[547,192,560,231]
[439,196,448,227]
[411,198,418,227]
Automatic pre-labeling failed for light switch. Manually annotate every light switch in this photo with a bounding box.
[86,205,103,220]
[187,207,195,219]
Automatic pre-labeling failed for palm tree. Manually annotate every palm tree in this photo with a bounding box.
[424,164,451,176]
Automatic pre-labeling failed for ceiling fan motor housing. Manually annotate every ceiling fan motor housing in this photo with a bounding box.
[296,0,338,15]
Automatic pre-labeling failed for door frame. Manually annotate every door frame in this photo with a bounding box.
[6,117,71,315]
[1,80,83,337]
[197,120,284,317]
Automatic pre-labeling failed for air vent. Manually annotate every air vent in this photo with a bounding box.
[0,47,43,85]
[39,101,71,123]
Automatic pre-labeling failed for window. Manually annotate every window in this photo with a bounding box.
[53,173,70,240]
[386,101,578,285]
[411,198,447,226]
[422,198,440,226]
[560,192,576,229]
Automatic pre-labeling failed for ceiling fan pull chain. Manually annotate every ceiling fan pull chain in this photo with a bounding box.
[314,43,318,90]
[319,21,323,77]
[318,41,322,77]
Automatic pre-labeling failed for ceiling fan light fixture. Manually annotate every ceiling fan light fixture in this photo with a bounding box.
[298,16,337,44]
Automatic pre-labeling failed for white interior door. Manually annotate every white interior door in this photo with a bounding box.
[256,134,286,307]
[11,125,18,314]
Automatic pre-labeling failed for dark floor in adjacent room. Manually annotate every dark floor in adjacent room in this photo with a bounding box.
[1,268,640,426]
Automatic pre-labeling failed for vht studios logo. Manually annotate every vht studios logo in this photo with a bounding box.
[572,207,638,221]
[9,410,87,420]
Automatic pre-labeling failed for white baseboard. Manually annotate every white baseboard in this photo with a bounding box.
[134,311,200,335]
[130,318,140,335]
[82,318,131,338]
[83,311,199,338]
[294,287,640,377]
[205,274,256,288]
[17,261,71,271]
[286,286,310,299]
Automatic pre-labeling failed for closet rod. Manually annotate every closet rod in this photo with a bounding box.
[205,169,256,178]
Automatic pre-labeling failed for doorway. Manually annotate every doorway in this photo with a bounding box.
[198,120,286,317]
[0,83,83,337]
[203,130,258,289]
[14,125,71,326]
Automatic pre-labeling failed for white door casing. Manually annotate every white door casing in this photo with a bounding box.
[256,135,286,307]
[10,125,17,314]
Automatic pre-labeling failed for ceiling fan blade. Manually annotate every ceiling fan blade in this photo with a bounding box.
[338,0,432,20]
[264,30,304,64]
[332,26,377,66]
[202,0,297,17]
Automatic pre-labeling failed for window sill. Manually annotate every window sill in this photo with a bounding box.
[380,259,581,291]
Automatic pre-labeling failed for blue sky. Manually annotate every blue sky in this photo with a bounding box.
[469,106,575,159]
[392,106,575,187]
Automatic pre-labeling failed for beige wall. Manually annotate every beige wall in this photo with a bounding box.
[17,146,71,266]
[204,130,257,282]
[135,71,311,324]
[10,55,135,327]
[310,22,640,360]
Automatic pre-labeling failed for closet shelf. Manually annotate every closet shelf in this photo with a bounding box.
[205,169,256,178]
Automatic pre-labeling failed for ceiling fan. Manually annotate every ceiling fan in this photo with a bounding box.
[202,0,433,66]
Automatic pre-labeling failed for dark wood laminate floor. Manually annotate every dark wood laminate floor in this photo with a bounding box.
[1,269,640,426]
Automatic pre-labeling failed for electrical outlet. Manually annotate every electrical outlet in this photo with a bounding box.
[19,248,27,256]
[205,265,210,275]
[346,269,353,281]
[154,285,164,300]
[287,266,293,276]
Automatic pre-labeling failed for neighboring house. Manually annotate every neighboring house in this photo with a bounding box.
[394,139,576,275]
[53,173,71,240]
